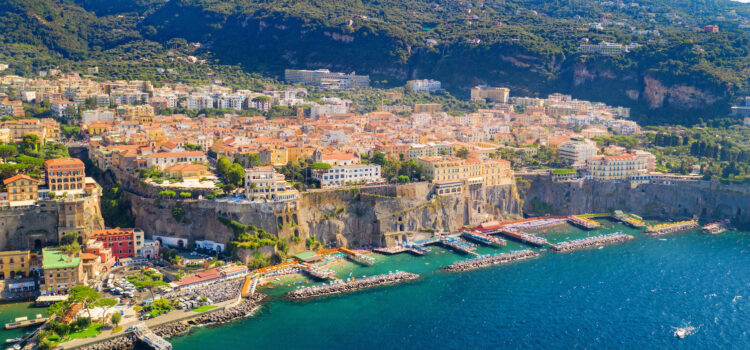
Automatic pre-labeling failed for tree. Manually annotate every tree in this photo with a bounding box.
[60,231,79,245]
[20,134,40,153]
[310,162,332,170]
[69,286,101,319]
[172,205,185,222]
[110,312,121,328]
[94,298,118,320]
[225,163,245,186]
[456,147,470,159]
[216,156,231,175]
[48,301,70,318]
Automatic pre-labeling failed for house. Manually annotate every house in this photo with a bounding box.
[89,228,145,260]
[3,174,40,206]
[42,248,84,294]
[146,151,207,170]
[312,164,382,188]
[45,158,86,194]
[166,164,210,180]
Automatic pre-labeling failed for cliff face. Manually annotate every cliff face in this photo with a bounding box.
[126,182,523,254]
[522,175,750,227]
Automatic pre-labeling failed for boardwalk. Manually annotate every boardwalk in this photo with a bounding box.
[133,323,172,350]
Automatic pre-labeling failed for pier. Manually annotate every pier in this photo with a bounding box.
[4,316,48,329]
[301,264,337,280]
[133,323,172,350]
[443,250,540,272]
[568,215,601,229]
[340,247,375,265]
[288,271,420,300]
[645,219,698,236]
[494,228,548,247]
[551,233,635,252]
[374,246,425,256]
[439,237,479,256]
[613,210,646,228]
[461,230,507,247]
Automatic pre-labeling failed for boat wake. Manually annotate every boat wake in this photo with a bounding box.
[672,324,698,339]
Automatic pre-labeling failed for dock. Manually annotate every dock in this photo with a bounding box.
[340,247,375,266]
[568,215,601,229]
[439,237,479,256]
[288,271,419,300]
[443,250,540,272]
[302,264,336,280]
[645,219,699,236]
[494,228,548,247]
[374,246,425,256]
[461,230,507,247]
[4,317,48,330]
[133,323,172,350]
[613,210,646,228]
[551,233,635,252]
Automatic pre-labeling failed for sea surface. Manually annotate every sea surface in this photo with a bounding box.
[168,222,750,349]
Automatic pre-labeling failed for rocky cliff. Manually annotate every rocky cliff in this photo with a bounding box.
[521,175,750,227]
[126,182,523,256]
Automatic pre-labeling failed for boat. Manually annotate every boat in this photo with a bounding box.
[5,338,22,343]
[674,328,687,339]
[702,219,729,234]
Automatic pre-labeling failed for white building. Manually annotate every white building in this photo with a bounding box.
[140,239,160,260]
[407,79,442,92]
[312,164,382,188]
[559,139,598,165]
[187,94,214,110]
[195,240,225,253]
[153,235,188,249]
[146,151,208,170]
[244,166,299,201]
[311,104,349,119]
[82,109,115,124]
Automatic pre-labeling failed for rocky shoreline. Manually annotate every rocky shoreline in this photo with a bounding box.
[73,294,265,350]
[551,233,635,252]
[288,271,420,300]
[443,250,540,272]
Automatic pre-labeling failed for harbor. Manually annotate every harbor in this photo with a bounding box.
[645,219,699,236]
[443,250,540,272]
[460,230,507,247]
[551,233,635,252]
[567,215,601,229]
[287,271,420,300]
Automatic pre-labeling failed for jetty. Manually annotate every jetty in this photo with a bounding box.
[551,233,635,252]
[495,228,548,247]
[461,230,507,247]
[340,247,375,266]
[301,264,336,280]
[439,236,478,256]
[374,246,425,256]
[443,250,540,272]
[568,215,601,229]
[4,316,48,330]
[132,323,172,350]
[288,271,419,300]
[645,219,698,236]
[613,210,646,228]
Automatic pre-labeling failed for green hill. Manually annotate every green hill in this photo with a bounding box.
[1,0,749,124]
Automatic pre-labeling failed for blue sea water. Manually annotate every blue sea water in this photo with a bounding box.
[166,225,750,349]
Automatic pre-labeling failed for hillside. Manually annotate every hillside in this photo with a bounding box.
[1,0,749,124]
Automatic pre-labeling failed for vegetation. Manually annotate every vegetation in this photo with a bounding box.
[218,216,280,254]
[192,305,218,313]
[100,184,135,228]
[126,268,168,288]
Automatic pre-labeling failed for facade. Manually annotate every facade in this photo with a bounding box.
[146,151,207,170]
[42,248,84,294]
[89,228,144,260]
[44,158,85,194]
[0,250,31,280]
[559,140,598,165]
[483,159,513,186]
[196,240,225,253]
[3,174,40,206]
[417,157,483,183]
[586,154,647,180]
[407,79,442,92]
[312,164,382,188]
[244,166,299,201]
[413,103,442,114]
[406,142,454,160]
[166,164,210,180]
[284,69,369,89]
[470,86,510,103]
[141,239,160,260]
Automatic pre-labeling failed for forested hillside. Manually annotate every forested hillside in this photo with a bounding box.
[1,0,749,124]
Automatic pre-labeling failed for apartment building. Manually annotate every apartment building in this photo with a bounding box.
[42,248,84,293]
[3,174,40,206]
[407,79,442,92]
[89,228,145,260]
[146,151,207,170]
[0,250,31,280]
[244,166,299,201]
[45,158,86,193]
[470,86,510,103]
[586,154,648,180]
[559,140,598,165]
[312,164,382,188]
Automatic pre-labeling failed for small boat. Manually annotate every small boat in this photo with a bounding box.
[5,338,23,343]
[674,328,687,339]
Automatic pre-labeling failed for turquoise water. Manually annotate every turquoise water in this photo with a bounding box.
[0,302,47,345]
[171,222,750,349]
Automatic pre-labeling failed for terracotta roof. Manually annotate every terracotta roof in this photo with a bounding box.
[3,174,40,185]
[167,164,208,172]
[44,158,84,168]
[149,151,205,159]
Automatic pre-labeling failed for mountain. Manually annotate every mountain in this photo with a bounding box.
[1,0,750,124]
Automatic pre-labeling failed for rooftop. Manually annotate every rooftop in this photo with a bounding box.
[42,248,81,269]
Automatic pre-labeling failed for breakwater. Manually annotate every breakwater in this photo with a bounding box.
[551,233,635,252]
[443,250,540,272]
[288,272,419,300]
[645,220,699,236]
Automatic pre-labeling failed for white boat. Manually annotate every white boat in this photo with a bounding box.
[674,328,687,338]
[5,338,23,343]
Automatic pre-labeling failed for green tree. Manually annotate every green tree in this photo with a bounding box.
[69,286,101,319]
[225,163,245,186]
[456,147,470,159]
[110,312,121,328]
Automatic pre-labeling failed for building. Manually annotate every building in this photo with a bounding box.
[141,239,161,260]
[312,164,382,188]
[3,174,40,206]
[0,250,31,280]
[244,166,299,201]
[417,157,483,184]
[312,149,360,166]
[406,142,454,160]
[471,86,510,103]
[558,140,598,165]
[89,228,144,260]
[45,158,86,193]
[42,248,84,294]
[166,164,210,180]
[413,103,442,114]
[586,154,647,180]
[196,240,225,253]
[704,24,719,33]
[146,151,207,170]
[483,159,513,186]
[284,69,369,89]
[407,79,442,92]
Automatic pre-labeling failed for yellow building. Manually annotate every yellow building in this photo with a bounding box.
[417,157,482,183]
[413,103,442,114]
[0,250,31,280]
[483,159,513,186]
[0,128,11,143]
[116,104,154,121]
[167,164,210,180]
[42,248,84,293]
[3,174,40,206]
[259,147,289,166]
[470,86,509,103]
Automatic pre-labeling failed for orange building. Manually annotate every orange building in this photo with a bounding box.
[44,158,85,193]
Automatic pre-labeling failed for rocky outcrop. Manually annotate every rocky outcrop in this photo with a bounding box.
[642,75,717,110]
[522,175,750,227]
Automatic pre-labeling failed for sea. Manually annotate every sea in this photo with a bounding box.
[3,221,750,349]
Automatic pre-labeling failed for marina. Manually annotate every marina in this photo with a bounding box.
[551,232,635,252]
[460,230,507,247]
[567,215,601,229]
[287,271,420,300]
[443,250,540,272]
[645,219,699,236]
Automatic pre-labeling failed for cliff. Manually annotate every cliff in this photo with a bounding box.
[126,182,523,256]
[521,175,750,227]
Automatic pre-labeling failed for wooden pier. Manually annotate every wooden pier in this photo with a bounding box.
[133,323,172,350]
[4,317,48,330]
